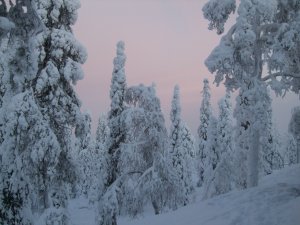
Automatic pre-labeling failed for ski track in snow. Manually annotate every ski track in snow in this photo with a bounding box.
[69,165,300,225]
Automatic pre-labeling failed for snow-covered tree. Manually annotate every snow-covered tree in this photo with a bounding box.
[92,114,110,203]
[233,80,275,188]
[263,127,284,172]
[32,0,87,223]
[203,0,300,187]
[197,79,213,187]
[106,40,127,187]
[284,134,297,166]
[96,114,110,150]
[289,106,300,163]
[0,0,87,224]
[0,90,62,225]
[115,84,183,217]
[169,85,194,206]
[203,92,233,198]
[97,41,127,225]
[233,88,250,189]
[0,2,54,224]
[216,92,233,159]
[202,115,218,191]
[74,112,95,197]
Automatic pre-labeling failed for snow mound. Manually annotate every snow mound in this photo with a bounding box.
[119,165,300,225]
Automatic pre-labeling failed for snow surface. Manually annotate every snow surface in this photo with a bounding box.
[69,165,300,225]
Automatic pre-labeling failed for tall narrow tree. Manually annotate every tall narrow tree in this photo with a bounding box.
[197,79,213,187]
[289,106,300,164]
[97,41,127,225]
[169,85,194,206]
[204,92,233,198]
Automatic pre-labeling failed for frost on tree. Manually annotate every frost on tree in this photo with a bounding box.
[97,41,127,225]
[0,0,87,224]
[96,84,180,224]
[74,112,96,198]
[289,106,300,164]
[96,114,110,151]
[93,113,110,202]
[0,91,61,225]
[233,80,278,188]
[284,134,297,166]
[32,0,87,223]
[203,0,300,187]
[104,84,184,219]
[204,92,233,198]
[0,1,55,224]
[169,85,195,206]
[197,79,213,187]
[106,40,127,188]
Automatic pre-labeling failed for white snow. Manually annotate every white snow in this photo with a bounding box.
[69,164,300,225]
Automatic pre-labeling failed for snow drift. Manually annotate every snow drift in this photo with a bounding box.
[117,165,300,225]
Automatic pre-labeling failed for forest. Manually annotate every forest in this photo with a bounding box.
[0,0,299,225]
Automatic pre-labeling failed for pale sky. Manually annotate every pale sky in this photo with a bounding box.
[74,0,299,135]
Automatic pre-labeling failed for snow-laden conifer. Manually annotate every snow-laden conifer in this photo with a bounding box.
[169,85,195,206]
[0,2,54,223]
[284,134,297,166]
[203,92,233,198]
[197,79,212,187]
[109,84,184,218]
[289,106,300,164]
[97,41,127,225]
[32,0,87,223]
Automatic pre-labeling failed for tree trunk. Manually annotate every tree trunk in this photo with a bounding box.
[152,200,160,215]
[297,139,300,164]
[247,130,259,187]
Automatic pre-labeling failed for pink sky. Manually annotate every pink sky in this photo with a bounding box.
[74,0,298,134]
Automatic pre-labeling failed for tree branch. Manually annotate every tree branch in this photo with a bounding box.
[262,72,300,82]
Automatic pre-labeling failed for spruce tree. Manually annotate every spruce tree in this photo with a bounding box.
[0,1,52,224]
[96,114,110,151]
[169,85,194,206]
[0,0,87,224]
[197,79,212,187]
[33,0,87,223]
[285,134,297,166]
[204,92,233,198]
[119,84,183,215]
[97,41,127,225]
[289,106,300,164]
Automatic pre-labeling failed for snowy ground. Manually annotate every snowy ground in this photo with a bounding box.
[69,165,300,225]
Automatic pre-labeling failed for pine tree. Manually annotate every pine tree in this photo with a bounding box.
[93,114,110,203]
[106,40,127,187]
[0,0,87,224]
[284,134,297,166]
[0,1,55,224]
[97,41,127,225]
[289,106,300,164]
[197,79,213,187]
[75,112,94,197]
[203,92,233,198]
[203,115,218,189]
[169,85,194,206]
[101,84,184,219]
[233,80,275,188]
[32,0,87,223]
[96,114,110,151]
[263,127,284,172]
[203,0,300,187]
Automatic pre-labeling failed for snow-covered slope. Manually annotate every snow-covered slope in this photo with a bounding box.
[118,165,300,225]
[69,165,300,225]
